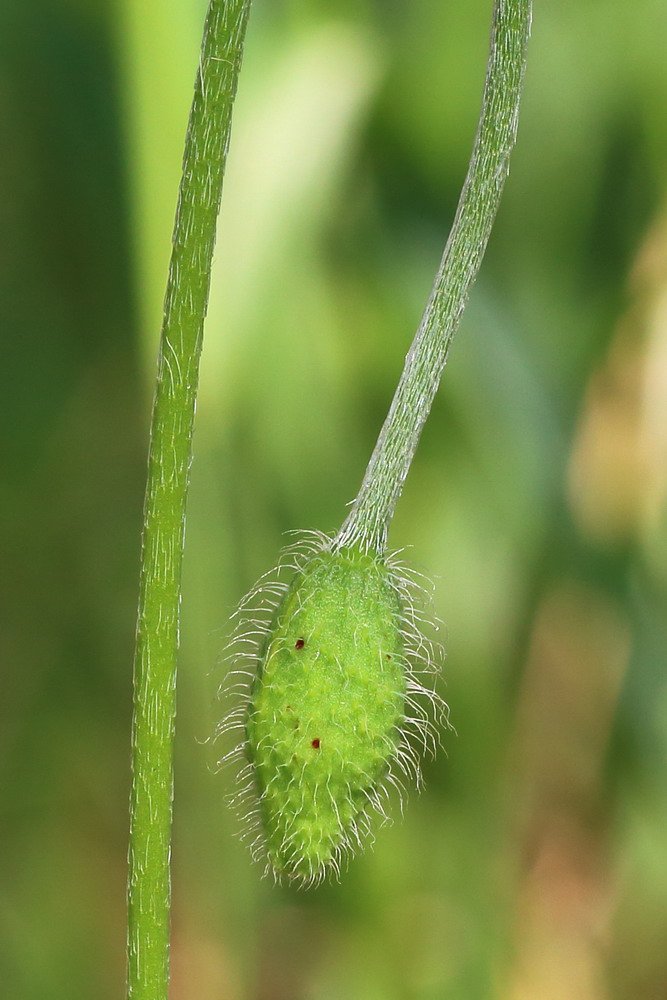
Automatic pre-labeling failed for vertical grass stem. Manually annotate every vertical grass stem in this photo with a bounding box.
[126,2,252,997]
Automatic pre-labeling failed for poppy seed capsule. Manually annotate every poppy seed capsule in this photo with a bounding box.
[220,534,444,885]
[216,534,446,886]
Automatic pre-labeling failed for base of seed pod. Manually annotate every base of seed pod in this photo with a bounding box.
[216,531,447,886]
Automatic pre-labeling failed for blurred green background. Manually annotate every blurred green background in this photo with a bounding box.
[2,0,667,997]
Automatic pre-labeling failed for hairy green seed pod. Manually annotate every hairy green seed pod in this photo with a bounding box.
[248,548,404,880]
[219,533,445,886]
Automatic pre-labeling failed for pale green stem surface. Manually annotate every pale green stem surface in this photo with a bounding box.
[336,0,532,555]
[127,2,252,998]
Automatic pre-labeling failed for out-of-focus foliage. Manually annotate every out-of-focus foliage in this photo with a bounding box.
[1,0,667,998]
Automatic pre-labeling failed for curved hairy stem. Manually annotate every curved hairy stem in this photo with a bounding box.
[336,0,532,555]
[126,2,252,998]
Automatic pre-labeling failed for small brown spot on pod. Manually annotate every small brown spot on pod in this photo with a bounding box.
[311,738,321,749]
[295,638,305,650]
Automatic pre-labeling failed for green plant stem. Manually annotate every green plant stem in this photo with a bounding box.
[336,0,532,556]
[126,2,252,998]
